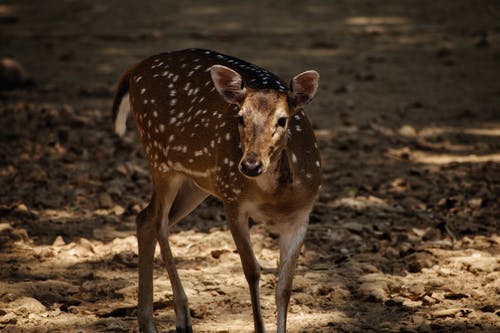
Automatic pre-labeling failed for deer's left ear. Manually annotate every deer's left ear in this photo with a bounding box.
[288,70,319,109]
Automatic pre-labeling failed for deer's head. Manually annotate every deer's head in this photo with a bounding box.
[210,65,319,178]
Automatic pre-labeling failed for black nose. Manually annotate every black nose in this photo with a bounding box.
[240,155,263,177]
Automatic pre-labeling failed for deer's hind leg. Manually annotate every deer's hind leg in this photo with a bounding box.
[137,172,204,333]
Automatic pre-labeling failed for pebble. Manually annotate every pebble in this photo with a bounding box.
[358,281,388,302]
[468,198,483,209]
[111,205,125,215]
[0,58,31,90]
[98,192,114,209]
[407,252,435,273]
[10,297,46,314]
[0,312,17,325]
[452,255,497,273]
[398,125,417,137]
[385,296,405,307]
[293,292,315,305]
[429,308,462,318]
[52,235,66,247]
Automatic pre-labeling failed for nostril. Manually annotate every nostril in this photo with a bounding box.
[240,158,263,177]
[240,161,248,172]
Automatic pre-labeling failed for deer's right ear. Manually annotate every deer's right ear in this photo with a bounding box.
[210,65,247,106]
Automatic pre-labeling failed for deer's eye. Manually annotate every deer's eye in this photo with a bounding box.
[237,115,245,126]
[277,117,287,127]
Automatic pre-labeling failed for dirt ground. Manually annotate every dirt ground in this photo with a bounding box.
[0,1,499,332]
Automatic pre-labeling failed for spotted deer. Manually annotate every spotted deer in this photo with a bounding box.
[112,48,321,333]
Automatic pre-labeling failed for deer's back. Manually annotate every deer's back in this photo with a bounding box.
[128,49,321,205]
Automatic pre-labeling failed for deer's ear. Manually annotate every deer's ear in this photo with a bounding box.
[288,70,319,109]
[210,65,247,106]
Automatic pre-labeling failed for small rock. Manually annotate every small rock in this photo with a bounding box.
[1,293,17,302]
[468,198,483,209]
[293,292,315,305]
[453,255,497,273]
[399,242,415,257]
[130,204,142,214]
[359,263,379,273]
[0,58,32,90]
[407,252,435,273]
[359,281,388,302]
[52,235,66,247]
[111,205,125,215]
[401,197,427,211]
[437,197,457,209]
[422,227,442,241]
[398,125,417,137]
[11,297,46,314]
[210,248,230,259]
[116,164,128,175]
[77,238,96,254]
[408,284,425,296]
[342,221,365,233]
[422,295,438,305]
[69,306,79,314]
[0,312,17,325]
[0,223,12,233]
[99,192,114,209]
[190,304,209,319]
[429,308,462,318]
[385,296,405,306]
[14,204,29,212]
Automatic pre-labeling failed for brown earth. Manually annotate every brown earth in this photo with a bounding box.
[0,1,499,332]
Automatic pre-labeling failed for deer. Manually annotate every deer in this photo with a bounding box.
[111,48,321,333]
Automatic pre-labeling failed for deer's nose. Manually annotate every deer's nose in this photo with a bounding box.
[240,153,263,177]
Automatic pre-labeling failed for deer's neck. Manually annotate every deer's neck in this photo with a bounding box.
[254,146,298,194]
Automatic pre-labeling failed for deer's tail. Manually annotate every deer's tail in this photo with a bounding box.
[112,65,136,136]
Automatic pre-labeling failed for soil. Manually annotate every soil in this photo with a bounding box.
[0,1,499,332]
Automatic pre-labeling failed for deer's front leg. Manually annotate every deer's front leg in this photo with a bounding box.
[225,205,266,333]
[276,212,309,333]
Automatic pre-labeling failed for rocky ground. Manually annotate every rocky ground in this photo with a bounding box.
[0,1,499,332]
